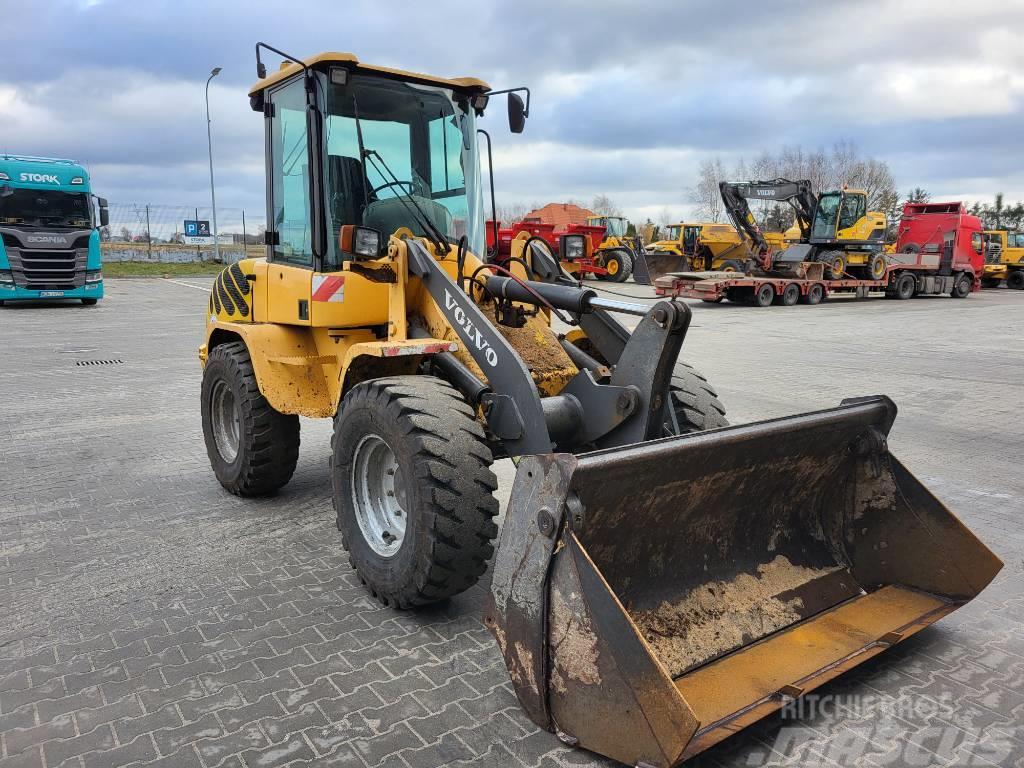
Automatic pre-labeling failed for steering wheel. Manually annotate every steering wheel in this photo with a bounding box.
[368,180,415,198]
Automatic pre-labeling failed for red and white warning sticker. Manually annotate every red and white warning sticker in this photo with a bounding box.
[312,275,345,303]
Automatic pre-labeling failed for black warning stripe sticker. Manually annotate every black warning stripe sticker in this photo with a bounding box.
[215,274,237,316]
[208,294,213,314]
[212,281,222,314]
[229,262,251,295]
[221,270,249,317]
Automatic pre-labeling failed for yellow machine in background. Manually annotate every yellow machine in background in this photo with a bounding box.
[981,230,1024,289]
[198,44,1000,768]
[643,221,791,278]
[585,214,638,281]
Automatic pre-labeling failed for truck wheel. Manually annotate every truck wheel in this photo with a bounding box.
[332,376,499,608]
[801,283,825,305]
[202,341,300,496]
[82,298,98,306]
[775,283,800,306]
[662,362,728,435]
[867,253,887,281]
[951,273,972,298]
[752,283,775,307]
[893,273,916,300]
[981,277,1002,289]
[724,287,746,303]
[719,260,744,273]
[1008,270,1024,290]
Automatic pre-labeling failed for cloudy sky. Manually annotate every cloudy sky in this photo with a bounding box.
[4,0,1023,225]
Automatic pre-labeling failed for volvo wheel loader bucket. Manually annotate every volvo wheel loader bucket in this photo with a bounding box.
[486,396,1001,767]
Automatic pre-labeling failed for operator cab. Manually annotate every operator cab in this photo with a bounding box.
[249,48,527,272]
[811,190,866,241]
[588,215,627,238]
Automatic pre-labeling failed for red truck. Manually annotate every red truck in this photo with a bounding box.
[486,220,609,277]
[655,201,984,306]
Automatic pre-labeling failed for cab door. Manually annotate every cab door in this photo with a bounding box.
[265,75,313,325]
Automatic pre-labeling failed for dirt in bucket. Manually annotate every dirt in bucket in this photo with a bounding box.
[629,555,844,678]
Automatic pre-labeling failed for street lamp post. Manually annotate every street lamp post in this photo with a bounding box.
[205,67,222,262]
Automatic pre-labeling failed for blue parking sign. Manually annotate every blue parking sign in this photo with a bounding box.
[184,219,210,237]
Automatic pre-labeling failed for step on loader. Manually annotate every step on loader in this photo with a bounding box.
[198,44,1002,767]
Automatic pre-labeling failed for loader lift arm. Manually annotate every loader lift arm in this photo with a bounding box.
[719,178,816,269]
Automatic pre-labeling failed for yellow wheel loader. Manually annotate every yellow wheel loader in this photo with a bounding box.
[585,215,638,282]
[981,230,1024,289]
[639,222,791,284]
[199,44,1001,768]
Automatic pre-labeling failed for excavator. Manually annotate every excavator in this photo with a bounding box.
[198,44,1001,768]
[721,178,889,279]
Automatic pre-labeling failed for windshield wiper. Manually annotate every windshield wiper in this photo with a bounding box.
[350,94,450,254]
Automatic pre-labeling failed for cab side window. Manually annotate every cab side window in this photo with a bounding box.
[269,79,313,267]
[838,195,864,230]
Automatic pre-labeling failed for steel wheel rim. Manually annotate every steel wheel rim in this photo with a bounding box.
[211,379,240,463]
[351,434,408,558]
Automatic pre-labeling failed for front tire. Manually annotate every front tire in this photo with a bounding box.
[1008,270,1024,290]
[201,341,300,495]
[332,376,499,609]
[951,272,972,298]
[662,362,729,435]
[602,250,633,283]
[82,298,98,306]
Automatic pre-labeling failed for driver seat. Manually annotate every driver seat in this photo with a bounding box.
[327,155,369,234]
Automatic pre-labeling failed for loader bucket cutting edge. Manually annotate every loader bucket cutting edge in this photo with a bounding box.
[485,396,1001,767]
[638,251,689,284]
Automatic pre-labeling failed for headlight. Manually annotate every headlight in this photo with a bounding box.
[339,225,382,261]
[0,269,14,288]
[559,234,586,262]
[86,269,103,283]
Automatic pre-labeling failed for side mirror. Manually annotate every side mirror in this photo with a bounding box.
[508,92,526,134]
[98,198,109,227]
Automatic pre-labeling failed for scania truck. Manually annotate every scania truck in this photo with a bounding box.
[0,154,108,305]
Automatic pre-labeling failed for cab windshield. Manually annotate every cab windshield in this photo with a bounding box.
[603,217,627,237]
[665,225,681,241]
[322,73,484,265]
[811,193,841,240]
[0,187,91,229]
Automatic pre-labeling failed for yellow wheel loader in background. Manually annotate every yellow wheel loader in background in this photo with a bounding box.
[643,222,792,279]
[585,214,639,282]
[199,44,1001,767]
[981,230,1024,289]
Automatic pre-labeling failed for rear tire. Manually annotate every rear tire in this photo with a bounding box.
[82,298,98,306]
[951,272,972,298]
[662,362,728,435]
[891,273,916,300]
[752,283,775,307]
[867,253,887,281]
[981,277,1002,289]
[801,283,824,305]
[201,341,300,496]
[332,376,499,609]
[776,283,800,306]
[1008,270,1024,290]
[719,259,744,273]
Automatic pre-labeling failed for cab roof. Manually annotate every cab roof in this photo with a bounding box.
[248,52,490,96]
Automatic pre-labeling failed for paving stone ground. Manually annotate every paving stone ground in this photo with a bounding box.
[1,278,1022,768]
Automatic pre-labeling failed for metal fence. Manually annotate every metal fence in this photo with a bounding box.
[101,203,267,263]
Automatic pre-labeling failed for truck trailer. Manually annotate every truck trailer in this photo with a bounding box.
[0,155,108,306]
[656,201,984,307]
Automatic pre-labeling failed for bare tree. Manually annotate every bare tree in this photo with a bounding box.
[590,194,622,218]
[688,158,727,222]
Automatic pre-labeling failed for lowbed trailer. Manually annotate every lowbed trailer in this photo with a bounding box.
[655,263,976,307]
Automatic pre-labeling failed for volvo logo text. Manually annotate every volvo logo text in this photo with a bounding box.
[444,289,498,367]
